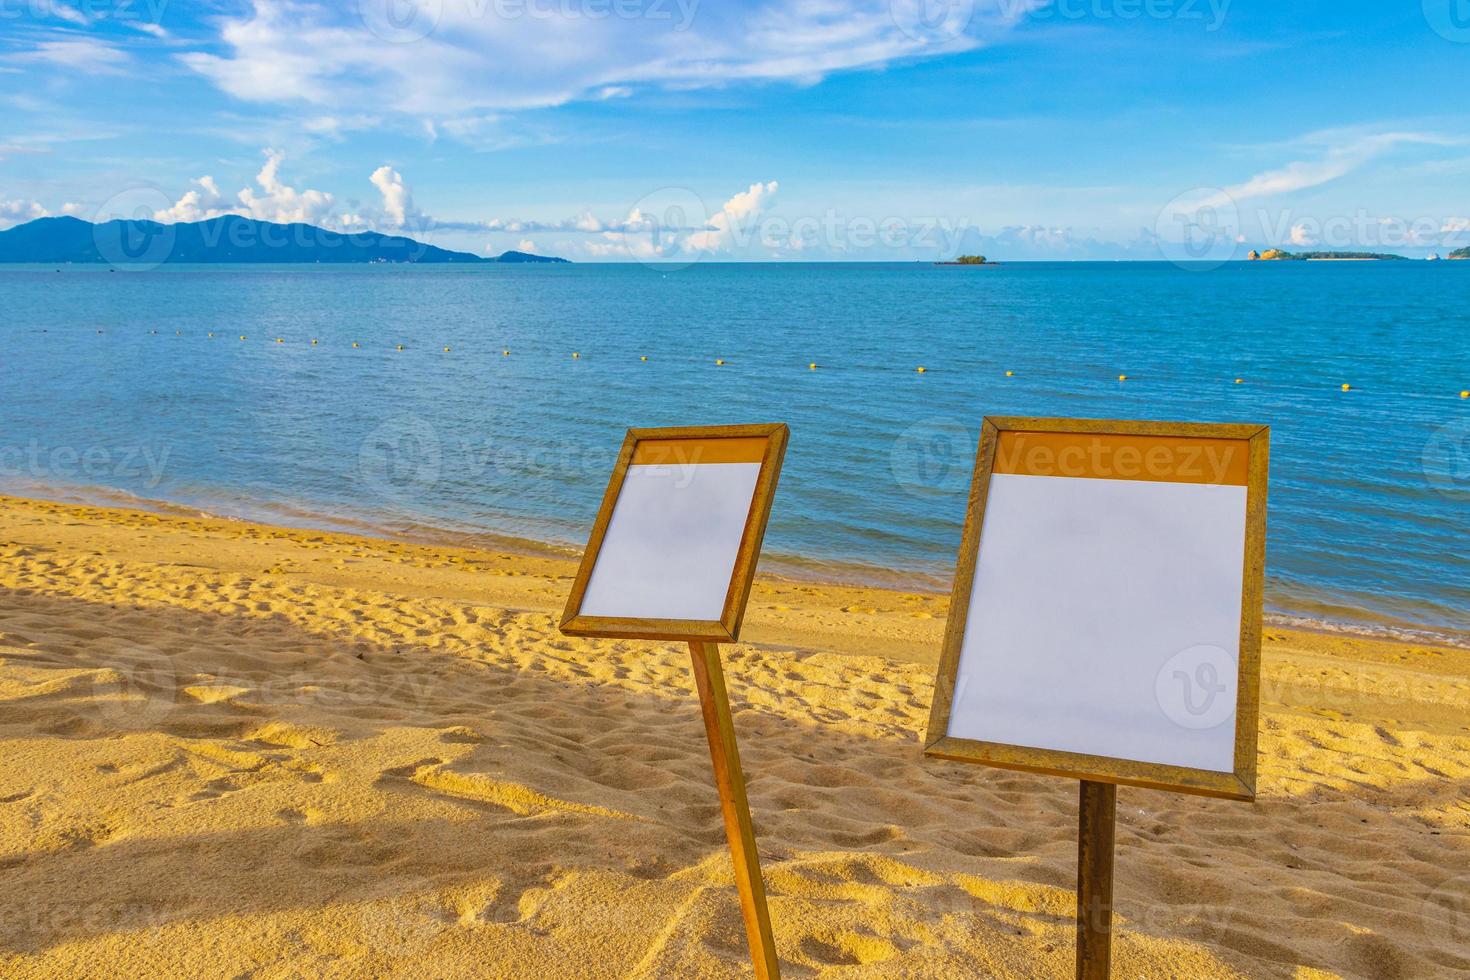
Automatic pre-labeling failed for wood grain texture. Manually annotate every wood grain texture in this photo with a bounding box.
[688,641,781,980]
[1075,780,1117,980]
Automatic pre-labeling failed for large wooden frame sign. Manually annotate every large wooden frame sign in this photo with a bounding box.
[924,416,1269,979]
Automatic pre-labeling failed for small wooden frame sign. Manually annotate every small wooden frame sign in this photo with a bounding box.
[561,423,789,979]
[924,417,1269,980]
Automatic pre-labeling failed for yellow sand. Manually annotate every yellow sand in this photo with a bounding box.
[0,494,1466,978]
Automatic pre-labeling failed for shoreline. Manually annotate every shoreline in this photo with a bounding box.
[0,485,1464,652]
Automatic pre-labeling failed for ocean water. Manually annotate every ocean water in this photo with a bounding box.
[1,261,1466,644]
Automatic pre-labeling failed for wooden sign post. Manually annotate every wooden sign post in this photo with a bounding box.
[561,423,789,979]
[924,417,1269,979]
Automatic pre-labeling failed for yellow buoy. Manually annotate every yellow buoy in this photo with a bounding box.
[1118,374,1128,381]
[640,355,648,362]
[572,352,580,359]
[207,332,214,338]
[239,335,246,340]
[716,359,725,366]
[1460,390,1468,399]
[1341,383,1351,391]
[443,346,451,352]
[1005,370,1014,377]
[311,339,318,345]
[1234,378,1243,384]
[352,342,360,348]
[276,338,283,344]
[396,344,404,351]
[503,349,510,356]
[916,366,927,374]
[809,362,817,370]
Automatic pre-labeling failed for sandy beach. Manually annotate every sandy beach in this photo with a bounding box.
[0,493,1466,978]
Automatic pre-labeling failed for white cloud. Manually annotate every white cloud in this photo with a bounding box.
[486,206,655,235]
[154,175,235,222]
[516,238,537,253]
[686,181,778,252]
[1222,130,1462,204]
[153,153,448,232]
[493,182,778,257]
[155,150,334,225]
[0,199,50,229]
[369,165,421,227]
[182,0,1035,122]
[1288,223,1316,246]
[237,149,335,224]
[0,144,48,163]
[50,5,89,26]
[18,38,132,76]
[584,232,665,260]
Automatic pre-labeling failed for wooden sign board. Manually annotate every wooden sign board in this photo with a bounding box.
[560,422,789,979]
[925,417,1269,801]
[561,423,788,643]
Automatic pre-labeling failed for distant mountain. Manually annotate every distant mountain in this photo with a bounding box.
[0,216,568,265]
[1451,246,1470,260]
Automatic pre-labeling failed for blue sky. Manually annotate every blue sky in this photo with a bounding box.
[2,0,1468,260]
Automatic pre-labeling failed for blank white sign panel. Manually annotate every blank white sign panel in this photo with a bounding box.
[947,473,1248,773]
[579,462,761,621]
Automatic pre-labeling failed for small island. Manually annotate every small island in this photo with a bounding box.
[935,254,996,266]
[1247,248,1406,261]
[1450,246,1470,260]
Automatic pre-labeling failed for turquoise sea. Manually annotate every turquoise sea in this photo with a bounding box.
[1,261,1466,644]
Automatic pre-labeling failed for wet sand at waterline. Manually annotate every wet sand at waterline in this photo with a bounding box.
[0,494,1466,978]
